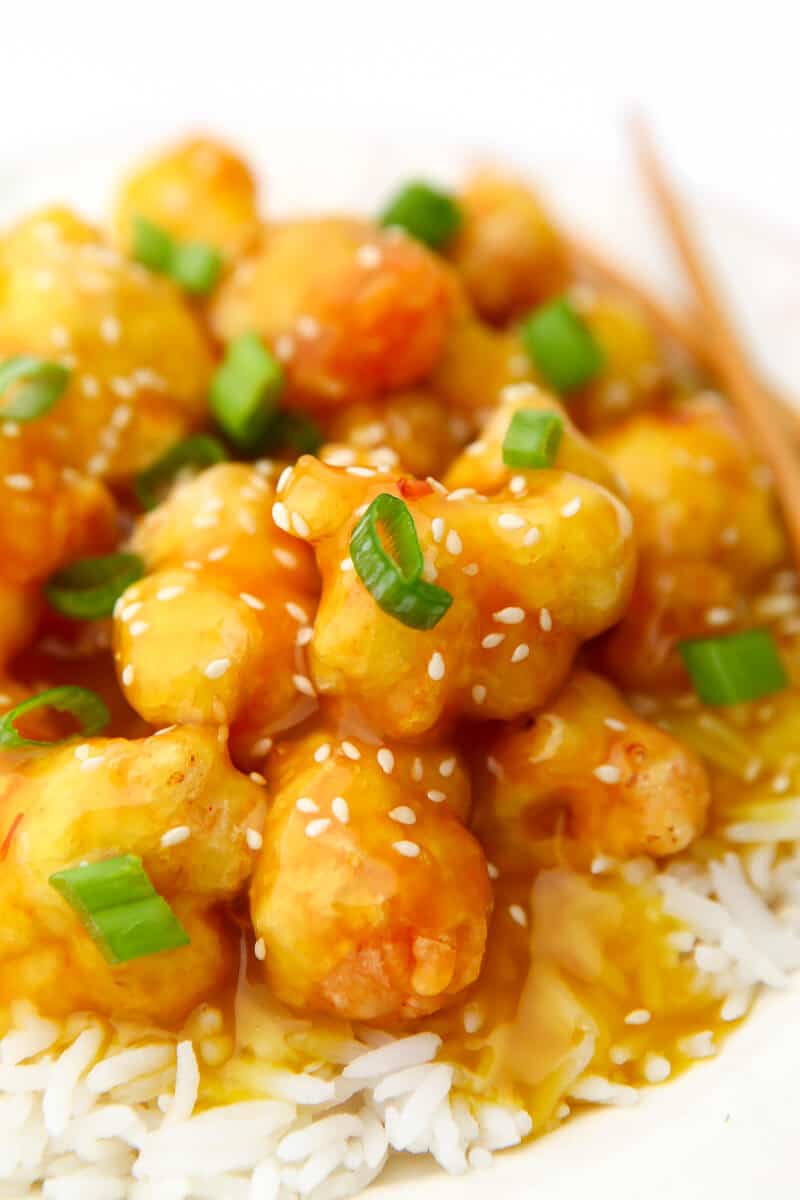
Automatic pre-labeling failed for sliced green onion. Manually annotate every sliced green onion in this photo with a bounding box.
[210,333,284,452]
[0,355,70,422]
[520,297,605,394]
[170,241,222,295]
[379,181,462,250]
[262,410,324,456]
[45,553,144,620]
[134,434,228,510]
[49,855,190,964]
[350,493,453,630]
[132,216,221,296]
[679,629,789,706]
[502,409,564,469]
[0,686,110,749]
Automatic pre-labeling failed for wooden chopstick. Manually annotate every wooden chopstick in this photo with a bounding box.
[566,229,800,448]
[626,115,800,568]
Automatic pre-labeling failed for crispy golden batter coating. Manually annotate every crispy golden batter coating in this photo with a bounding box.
[430,315,533,427]
[251,728,490,1021]
[277,456,635,738]
[325,390,466,480]
[448,172,568,323]
[114,135,260,261]
[116,463,319,763]
[0,726,265,1021]
[473,670,710,865]
[0,208,215,480]
[444,380,623,497]
[209,219,456,409]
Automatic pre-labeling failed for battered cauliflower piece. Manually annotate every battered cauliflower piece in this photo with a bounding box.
[444,381,622,498]
[115,463,319,763]
[209,218,456,409]
[0,208,215,480]
[430,315,534,429]
[325,390,466,480]
[0,725,266,1021]
[594,397,786,580]
[448,172,568,323]
[251,728,490,1020]
[276,456,635,738]
[473,670,710,866]
[114,135,260,262]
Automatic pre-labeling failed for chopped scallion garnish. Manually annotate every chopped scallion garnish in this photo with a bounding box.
[134,434,228,511]
[0,355,70,422]
[350,493,453,630]
[210,333,284,452]
[45,553,145,619]
[49,855,190,964]
[0,686,110,749]
[379,181,462,250]
[132,216,222,296]
[679,629,788,706]
[502,409,564,469]
[520,297,604,393]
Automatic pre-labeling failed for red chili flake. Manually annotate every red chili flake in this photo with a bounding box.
[397,477,433,500]
[0,813,23,862]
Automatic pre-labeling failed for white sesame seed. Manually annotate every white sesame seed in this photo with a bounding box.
[482,632,505,649]
[463,1005,484,1034]
[285,602,308,623]
[427,789,446,803]
[462,562,479,576]
[445,529,462,555]
[594,764,621,784]
[426,476,448,497]
[447,488,478,501]
[314,743,332,763]
[332,796,350,824]
[609,1045,632,1066]
[604,717,627,732]
[254,938,266,961]
[511,643,530,663]
[377,748,395,774]
[160,825,191,848]
[296,626,313,647]
[252,737,273,757]
[771,771,791,794]
[80,375,100,398]
[508,904,528,927]
[486,756,504,779]
[643,1055,671,1084]
[129,620,148,638]
[561,496,582,518]
[274,547,298,569]
[122,665,135,687]
[87,454,110,477]
[120,601,142,622]
[438,758,455,779]
[323,446,356,467]
[2,421,19,438]
[411,757,423,782]
[487,862,500,880]
[341,741,360,760]
[493,607,525,625]
[100,315,121,344]
[345,466,376,479]
[293,674,316,697]
[539,608,553,632]
[296,797,319,814]
[393,840,421,858]
[204,658,231,680]
[305,818,331,838]
[240,592,266,611]
[50,325,70,348]
[74,744,92,761]
[431,517,445,544]
[238,511,257,535]
[249,772,267,786]
[193,513,219,529]
[276,466,293,494]
[246,828,263,850]
[509,475,527,496]
[111,404,133,429]
[428,651,445,681]
[523,526,541,546]
[79,755,106,772]
[472,684,487,704]
[706,606,734,626]
[207,546,230,564]
[157,586,185,601]
[291,512,310,538]
[4,474,33,491]
[498,513,526,530]
[340,557,354,572]
[356,243,383,269]
[296,315,320,339]
[389,806,417,825]
[624,1009,651,1026]
[272,502,290,532]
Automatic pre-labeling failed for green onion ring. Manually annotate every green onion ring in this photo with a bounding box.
[45,553,145,620]
[0,355,70,422]
[0,686,110,749]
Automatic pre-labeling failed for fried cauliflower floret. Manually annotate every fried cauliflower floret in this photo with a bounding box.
[448,172,568,323]
[115,463,319,763]
[277,456,635,738]
[595,397,786,580]
[251,729,491,1021]
[114,135,260,262]
[0,208,214,480]
[0,726,266,1021]
[473,670,710,866]
[325,390,466,479]
[444,381,622,498]
[209,219,455,409]
[430,315,533,429]
[567,291,667,431]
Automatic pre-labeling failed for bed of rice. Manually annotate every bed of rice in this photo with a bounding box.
[2,837,799,1200]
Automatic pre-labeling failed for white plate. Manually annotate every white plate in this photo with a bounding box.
[2,133,798,1200]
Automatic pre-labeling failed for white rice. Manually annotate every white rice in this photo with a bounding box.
[2,841,800,1196]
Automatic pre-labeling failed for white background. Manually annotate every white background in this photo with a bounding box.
[3,0,800,234]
